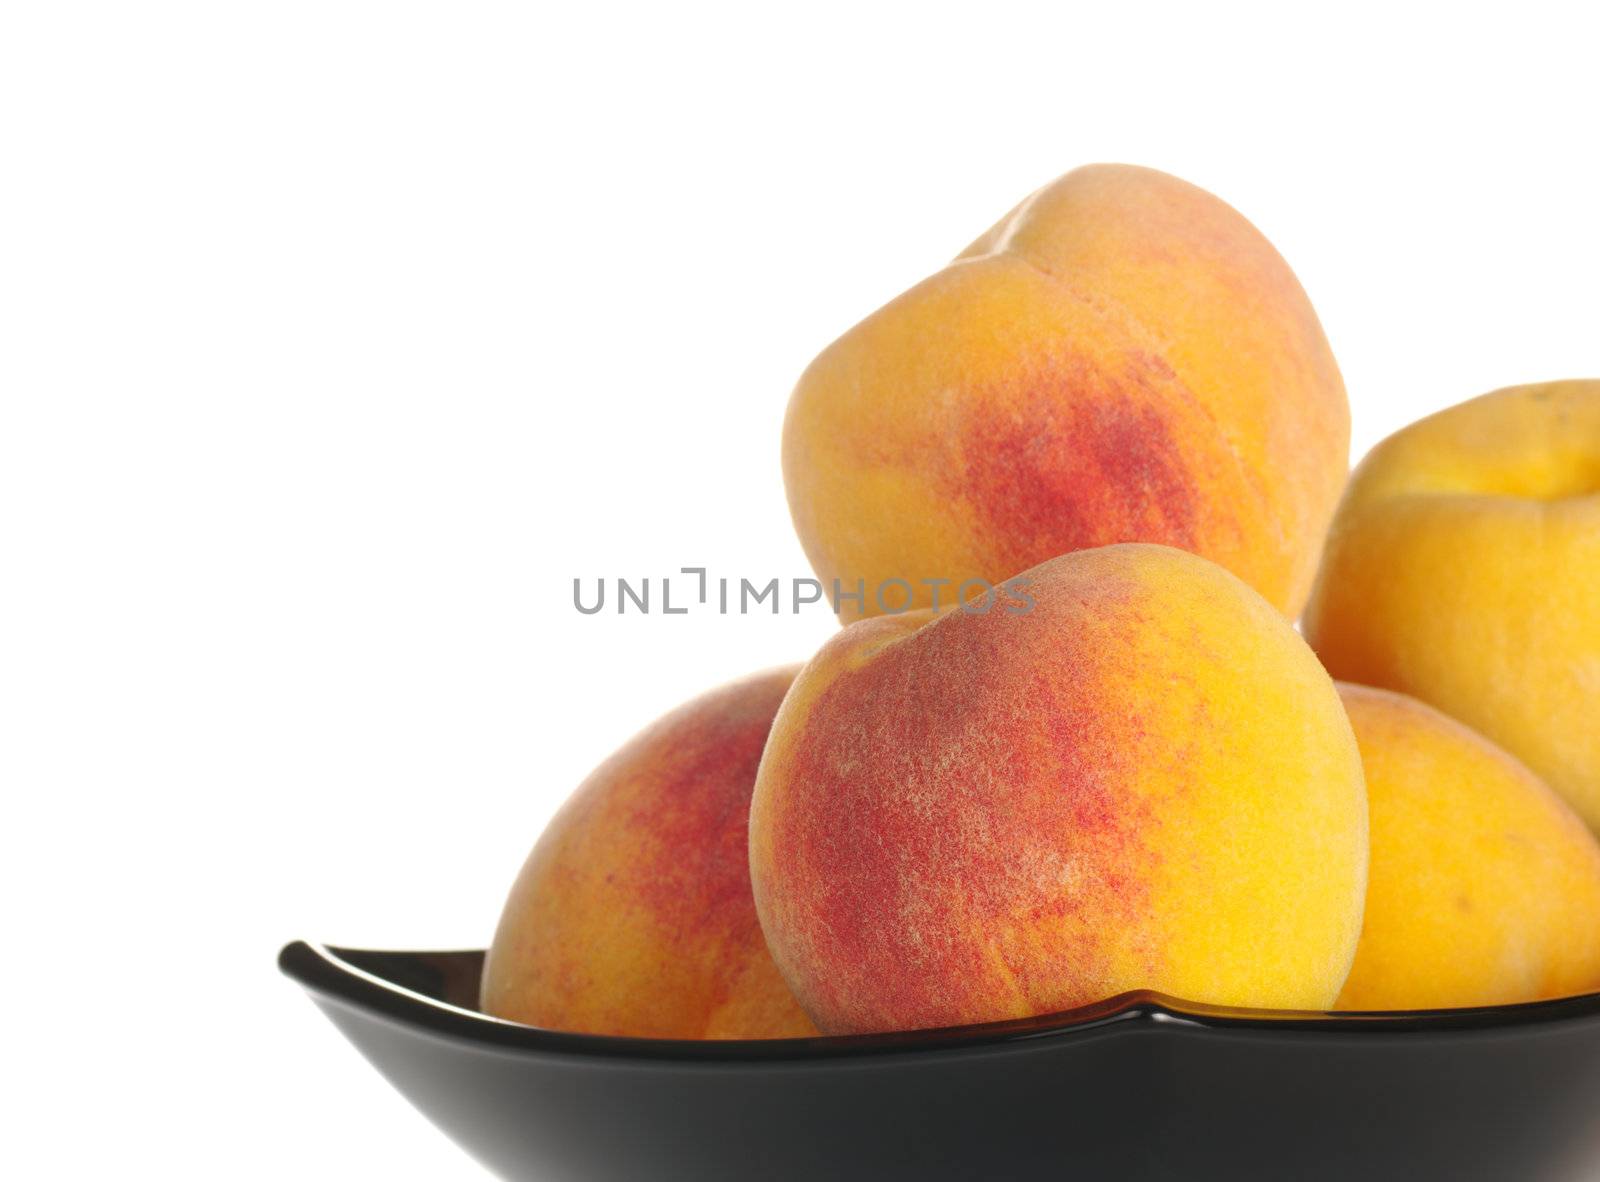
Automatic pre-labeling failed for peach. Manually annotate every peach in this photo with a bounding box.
[1335,683,1600,1010]
[748,544,1368,1035]
[482,667,816,1039]
[782,163,1349,621]
[1303,381,1600,831]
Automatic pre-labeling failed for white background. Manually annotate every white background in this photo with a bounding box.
[4,3,1599,1178]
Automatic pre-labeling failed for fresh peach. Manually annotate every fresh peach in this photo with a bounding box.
[482,667,816,1039]
[749,544,1368,1035]
[1303,381,1600,830]
[1335,683,1600,1010]
[782,163,1349,621]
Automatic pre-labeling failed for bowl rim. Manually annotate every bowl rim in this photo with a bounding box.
[280,941,1600,1063]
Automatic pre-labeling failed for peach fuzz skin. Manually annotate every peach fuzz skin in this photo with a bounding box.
[782,163,1349,622]
[1335,684,1600,1010]
[749,544,1368,1036]
[1303,381,1600,832]
[482,667,816,1039]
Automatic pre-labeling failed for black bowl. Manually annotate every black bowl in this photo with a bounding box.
[281,941,1600,1180]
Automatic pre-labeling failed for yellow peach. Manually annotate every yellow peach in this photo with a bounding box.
[749,544,1368,1035]
[482,667,816,1039]
[1335,683,1600,1010]
[783,163,1348,621]
[1304,381,1600,830]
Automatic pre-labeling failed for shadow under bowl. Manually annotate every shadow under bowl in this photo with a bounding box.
[280,941,1600,1181]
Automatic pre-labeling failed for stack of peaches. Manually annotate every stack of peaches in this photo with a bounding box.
[483,165,1600,1040]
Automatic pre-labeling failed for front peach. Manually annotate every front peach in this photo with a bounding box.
[749,544,1368,1035]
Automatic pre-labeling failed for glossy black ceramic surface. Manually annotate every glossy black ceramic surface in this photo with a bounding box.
[281,941,1600,1180]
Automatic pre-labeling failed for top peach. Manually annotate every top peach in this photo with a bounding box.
[782,163,1349,620]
